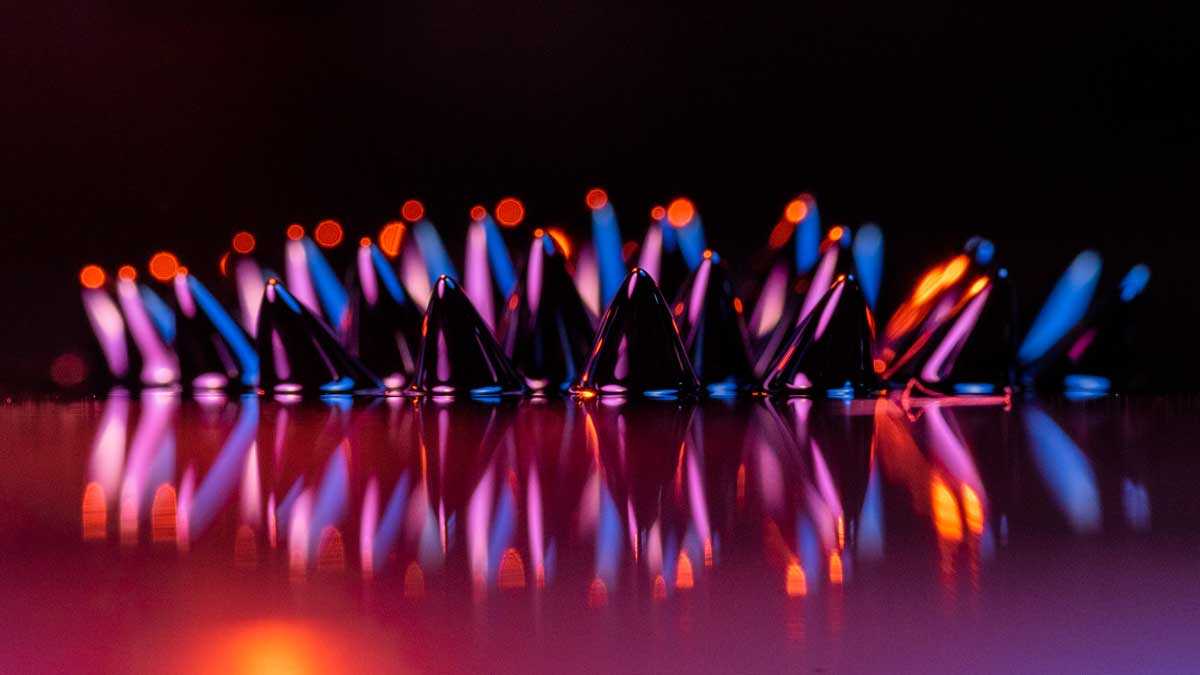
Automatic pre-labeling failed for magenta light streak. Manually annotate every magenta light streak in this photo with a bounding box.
[798,245,838,327]
[750,262,788,338]
[920,285,991,383]
[285,239,321,318]
[357,245,379,307]
[813,278,846,339]
[527,464,545,584]
[464,222,495,331]
[637,224,664,282]
[526,237,544,316]
[116,280,179,386]
[81,288,130,379]
[173,274,196,318]
[467,463,497,587]
[924,406,987,501]
[573,244,601,318]
[235,256,264,336]
[400,241,432,313]
[87,395,129,502]
[360,479,379,579]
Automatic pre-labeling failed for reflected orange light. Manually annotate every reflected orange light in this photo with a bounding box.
[873,358,886,373]
[495,197,525,227]
[149,252,179,281]
[498,547,526,591]
[586,188,608,210]
[667,198,695,228]
[378,221,405,258]
[82,482,106,541]
[401,199,425,222]
[588,577,608,608]
[704,538,714,568]
[117,265,137,282]
[675,551,695,590]
[219,252,230,277]
[232,231,256,254]
[653,574,668,602]
[784,198,809,224]
[768,218,797,249]
[736,464,746,508]
[837,516,845,550]
[786,562,807,597]
[931,475,964,543]
[404,562,425,599]
[80,265,106,289]
[314,220,343,248]
[470,205,487,221]
[673,301,684,316]
[828,550,844,585]
[651,205,666,221]
[151,484,177,543]
[287,224,305,241]
[546,227,572,258]
[359,237,371,248]
[317,526,346,572]
[194,620,390,675]
[828,226,844,242]
[962,485,985,536]
[967,276,989,297]
[733,297,744,314]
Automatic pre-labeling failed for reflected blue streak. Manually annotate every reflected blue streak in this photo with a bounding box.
[188,396,259,538]
[373,474,411,571]
[1022,407,1102,533]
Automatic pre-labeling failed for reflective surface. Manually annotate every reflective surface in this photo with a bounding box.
[2,393,1198,673]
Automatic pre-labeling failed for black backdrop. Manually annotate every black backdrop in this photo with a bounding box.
[2,1,1195,392]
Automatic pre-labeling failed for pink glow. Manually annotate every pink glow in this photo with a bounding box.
[235,256,264,337]
[750,262,789,337]
[798,245,837,327]
[920,286,990,383]
[813,278,846,339]
[637,224,664,281]
[116,279,179,386]
[81,288,130,379]
[464,222,495,330]
[526,237,544,316]
[357,245,379,307]
[285,239,321,317]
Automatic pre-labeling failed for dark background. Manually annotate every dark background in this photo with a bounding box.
[2,2,1195,392]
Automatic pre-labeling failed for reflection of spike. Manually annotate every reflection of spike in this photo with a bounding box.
[1022,406,1101,533]
[187,397,259,541]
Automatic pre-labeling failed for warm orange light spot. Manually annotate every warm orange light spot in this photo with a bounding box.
[235,525,258,569]
[469,205,487,221]
[913,266,945,304]
[404,562,425,599]
[533,228,545,238]
[828,226,845,242]
[732,297,744,314]
[736,463,746,508]
[359,237,371,248]
[653,575,668,602]
[498,547,526,591]
[117,265,137,282]
[784,199,809,224]
[873,359,887,373]
[621,240,638,261]
[378,221,405,258]
[962,485,984,536]
[586,188,608,210]
[931,475,964,543]
[176,266,188,277]
[149,252,179,282]
[232,231,256,254]
[495,197,525,227]
[675,551,695,590]
[314,220,343,248]
[577,389,596,400]
[401,199,425,222]
[287,224,305,241]
[80,265,106,289]
[317,526,345,572]
[942,255,969,286]
[651,205,666,221]
[82,482,106,541]
[703,249,713,260]
[507,294,519,311]
[673,301,684,316]
[768,218,797,249]
[219,252,231,277]
[588,577,609,608]
[968,276,989,297]
[704,538,714,568]
[151,484,177,543]
[828,550,844,584]
[667,198,696,228]
[837,516,845,550]
[786,562,807,597]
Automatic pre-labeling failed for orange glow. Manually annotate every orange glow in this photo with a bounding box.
[786,562,807,597]
[666,198,695,228]
[962,485,985,536]
[404,562,425,599]
[651,205,666,221]
[546,227,572,258]
[508,294,519,311]
[495,197,525,227]
[588,577,608,608]
[116,265,137,282]
[703,249,713,260]
[873,358,886,373]
[401,199,425,222]
[219,252,230,277]
[149,252,179,281]
[828,226,844,242]
[837,516,845,550]
[673,301,684,317]
[967,276,989,297]
[176,266,188,276]
[675,551,695,590]
[704,538,714,568]
[931,475,964,543]
[235,525,258,569]
[151,484,177,543]
[232,231,256,254]
[80,265,106,289]
[359,237,371,248]
[287,224,305,241]
[942,255,969,286]
[82,482,106,541]
[653,575,668,602]
[828,550,844,584]
[768,218,797,249]
[586,188,608,210]
[784,198,809,224]
[498,547,526,591]
[314,220,343,248]
[470,205,487,221]
[733,297,744,314]
[190,619,397,675]
[534,227,545,238]
[317,526,346,572]
[378,221,405,258]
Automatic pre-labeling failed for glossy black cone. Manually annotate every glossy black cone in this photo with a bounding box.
[255,278,383,394]
[344,243,424,389]
[499,231,596,391]
[409,276,525,397]
[884,273,1017,395]
[173,274,256,389]
[674,252,754,394]
[762,275,879,397]
[572,268,700,398]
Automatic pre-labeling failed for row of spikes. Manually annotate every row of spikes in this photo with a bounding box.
[78,193,1150,399]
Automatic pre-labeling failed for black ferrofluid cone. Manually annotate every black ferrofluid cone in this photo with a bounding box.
[344,242,424,389]
[673,252,755,394]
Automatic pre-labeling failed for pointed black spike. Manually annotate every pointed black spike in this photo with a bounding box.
[256,277,384,394]
[498,231,597,392]
[762,275,879,397]
[344,241,424,389]
[409,276,526,397]
[572,268,700,399]
[673,251,755,395]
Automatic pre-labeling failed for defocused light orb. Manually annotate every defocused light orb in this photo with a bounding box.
[314,220,344,248]
[667,198,695,228]
[586,188,608,210]
[232,231,256,254]
[495,197,525,227]
[401,199,425,222]
[149,252,179,281]
[79,265,106,289]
